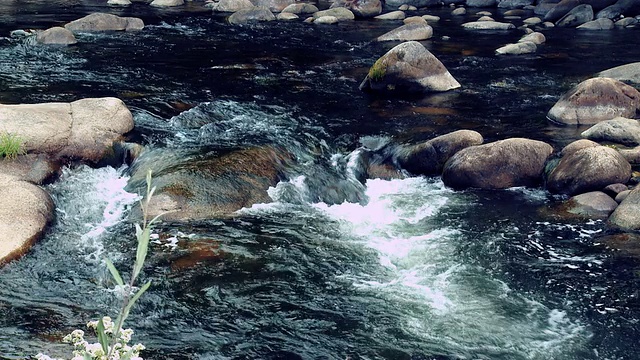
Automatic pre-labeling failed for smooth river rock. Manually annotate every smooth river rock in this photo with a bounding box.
[609,185,640,230]
[560,191,619,219]
[376,23,433,41]
[462,21,516,29]
[313,7,355,20]
[65,13,144,32]
[0,174,54,266]
[556,4,594,27]
[228,7,276,24]
[442,138,553,190]
[547,77,640,125]
[150,0,184,6]
[581,117,640,146]
[35,27,77,45]
[359,41,461,94]
[577,17,615,29]
[213,0,255,12]
[496,41,537,55]
[331,0,382,17]
[598,62,640,84]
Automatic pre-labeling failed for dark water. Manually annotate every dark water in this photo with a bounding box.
[0,1,639,359]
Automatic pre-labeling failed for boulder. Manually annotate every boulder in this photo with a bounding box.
[313,7,355,20]
[609,185,640,230]
[441,138,553,190]
[252,0,296,12]
[281,3,319,13]
[546,145,631,195]
[597,0,640,19]
[467,0,498,6]
[404,16,428,24]
[331,0,382,17]
[396,130,484,176]
[359,41,461,94]
[376,23,433,41]
[496,41,537,55]
[385,0,443,9]
[523,16,543,25]
[561,191,619,219]
[559,139,600,157]
[618,147,640,164]
[150,0,184,6]
[556,4,594,27]
[422,14,441,22]
[126,146,291,221]
[615,17,638,26]
[0,97,134,163]
[544,0,580,21]
[603,183,629,198]
[107,0,132,4]
[577,17,615,28]
[0,154,59,185]
[519,31,546,44]
[277,12,299,19]
[462,21,517,29]
[213,0,255,12]
[598,62,640,84]
[36,27,77,45]
[314,15,340,23]
[452,7,467,15]
[0,174,54,266]
[616,189,631,202]
[581,117,640,146]
[64,13,144,32]
[478,15,495,20]
[547,78,640,125]
[498,0,534,8]
[375,10,406,20]
[228,7,276,24]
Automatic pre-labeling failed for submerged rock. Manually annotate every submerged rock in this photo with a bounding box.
[546,144,631,195]
[441,138,553,190]
[581,117,640,146]
[544,0,581,21]
[577,17,614,29]
[376,23,433,41]
[519,31,546,44]
[547,77,640,125]
[36,27,77,45]
[0,174,54,266]
[359,41,461,94]
[496,41,537,55]
[64,13,144,32]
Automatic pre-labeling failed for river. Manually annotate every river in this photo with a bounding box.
[0,1,639,359]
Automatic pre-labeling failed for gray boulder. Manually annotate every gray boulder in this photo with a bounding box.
[252,0,296,12]
[282,3,319,13]
[467,0,498,6]
[359,41,461,94]
[0,154,59,185]
[64,13,144,32]
[615,17,638,26]
[581,117,640,146]
[331,0,382,17]
[547,77,640,125]
[597,0,640,19]
[313,7,355,20]
[544,0,580,21]
[563,191,619,219]
[36,27,77,45]
[496,41,537,55]
[314,15,340,23]
[396,130,484,176]
[228,7,276,24]
[462,21,517,29]
[498,0,535,8]
[535,0,561,16]
[577,17,615,28]
[385,0,443,9]
[213,0,255,12]
[598,62,640,84]
[150,0,184,6]
[546,145,631,195]
[556,4,594,27]
[376,23,434,41]
[0,174,54,266]
[375,10,406,20]
[609,185,640,230]
[519,31,546,44]
[442,138,553,190]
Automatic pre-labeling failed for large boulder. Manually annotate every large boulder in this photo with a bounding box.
[577,17,615,28]
[126,146,291,221]
[498,0,535,8]
[213,0,255,12]
[150,0,184,6]
[331,0,382,17]
[441,138,553,190]
[555,191,619,220]
[598,62,640,85]
[547,77,640,125]
[375,11,406,20]
[396,130,484,176]
[376,23,433,41]
[556,4,594,27]
[546,144,631,195]
[581,117,640,146]
[544,0,580,21]
[461,21,516,29]
[35,27,77,45]
[597,0,640,19]
[281,3,319,13]
[0,97,134,163]
[359,41,461,94]
[228,7,276,24]
[0,154,59,185]
[0,174,54,266]
[252,0,296,12]
[313,7,356,20]
[609,185,640,230]
[64,13,144,32]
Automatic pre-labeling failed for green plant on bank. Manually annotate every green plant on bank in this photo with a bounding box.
[0,132,25,159]
[368,58,387,82]
[37,171,162,360]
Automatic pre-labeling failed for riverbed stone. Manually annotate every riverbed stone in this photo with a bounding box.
[376,23,433,41]
[281,3,319,13]
[467,0,498,6]
[422,14,441,22]
[228,7,276,24]
[385,0,442,8]
[396,130,484,176]
[375,10,406,20]
[452,7,467,15]
[616,189,631,202]
[213,0,255,12]
[331,0,382,17]
[523,16,543,25]
[598,62,640,84]
[314,15,339,23]
[277,12,299,20]
[313,7,355,20]
[404,16,428,24]
[609,184,640,230]
[64,13,144,32]
[499,0,534,8]
[462,21,517,29]
[442,138,553,190]
[581,117,640,146]
[496,41,537,55]
[252,0,296,12]
[618,147,640,164]
[35,27,77,45]
[603,183,629,198]
[150,0,184,6]
[359,41,461,94]
[107,0,132,5]
[597,0,640,19]
[615,17,638,26]
[0,154,59,185]
[561,191,619,219]
[519,31,546,44]
[556,4,594,27]
[546,145,632,195]
[0,174,54,266]
[547,77,640,125]
[577,17,615,29]
[478,15,495,21]
[544,0,581,21]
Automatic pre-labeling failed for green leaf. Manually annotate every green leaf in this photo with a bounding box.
[96,318,110,355]
[83,353,92,360]
[130,281,151,307]
[105,258,124,286]
[132,226,150,282]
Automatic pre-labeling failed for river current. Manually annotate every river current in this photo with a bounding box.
[0,1,639,359]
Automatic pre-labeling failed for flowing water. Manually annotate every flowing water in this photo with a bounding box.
[0,1,639,359]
